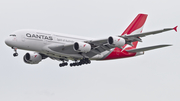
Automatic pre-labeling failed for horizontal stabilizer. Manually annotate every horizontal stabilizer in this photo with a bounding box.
[126,44,172,53]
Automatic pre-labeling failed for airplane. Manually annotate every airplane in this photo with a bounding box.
[5,14,177,67]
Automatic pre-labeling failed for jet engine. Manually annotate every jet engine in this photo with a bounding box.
[73,42,91,53]
[108,36,126,48]
[23,52,42,64]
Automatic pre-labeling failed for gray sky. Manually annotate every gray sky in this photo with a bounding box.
[1,0,180,101]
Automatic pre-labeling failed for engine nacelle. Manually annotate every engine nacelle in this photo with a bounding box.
[73,42,91,53]
[23,52,42,64]
[108,36,126,48]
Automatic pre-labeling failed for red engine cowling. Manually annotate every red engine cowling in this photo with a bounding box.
[23,52,42,64]
[73,42,91,53]
[108,36,126,48]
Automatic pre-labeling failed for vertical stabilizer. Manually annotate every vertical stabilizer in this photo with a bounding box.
[122,14,148,48]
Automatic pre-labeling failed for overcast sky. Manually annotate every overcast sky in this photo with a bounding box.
[1,0,180,101]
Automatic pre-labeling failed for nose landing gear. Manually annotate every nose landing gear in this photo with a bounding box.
[12,47,18,57]
[13,53,18,57]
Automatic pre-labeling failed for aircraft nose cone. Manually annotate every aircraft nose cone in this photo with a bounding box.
[5,38,12,46]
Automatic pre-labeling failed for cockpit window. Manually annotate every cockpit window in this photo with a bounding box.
[10,34,16,37]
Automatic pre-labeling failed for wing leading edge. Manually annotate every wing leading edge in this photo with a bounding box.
[122,26,177,38]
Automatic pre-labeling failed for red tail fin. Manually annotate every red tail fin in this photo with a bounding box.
[122,14,148,48]
[122,14,148,36]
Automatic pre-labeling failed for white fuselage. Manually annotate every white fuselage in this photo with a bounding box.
[5,29,111,60]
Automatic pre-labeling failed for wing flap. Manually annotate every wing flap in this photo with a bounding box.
[126,44,172,53]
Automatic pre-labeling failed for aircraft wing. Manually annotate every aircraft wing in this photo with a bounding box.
[126,44,172,53]
[121,26,177,42]
[81,26,177,56]
[88,27,177,48]
[86,26,177,51]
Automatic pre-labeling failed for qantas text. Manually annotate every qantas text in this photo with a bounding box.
[26,33,53,40]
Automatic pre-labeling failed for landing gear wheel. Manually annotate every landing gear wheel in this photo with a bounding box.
[59,64,62,67]
[70,58,91,67]
[65,62,68,66]
[59,62,68,67]
[12,47,18,57]
[13,53,18,57]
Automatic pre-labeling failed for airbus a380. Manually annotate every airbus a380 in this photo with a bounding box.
[5,14,177,67]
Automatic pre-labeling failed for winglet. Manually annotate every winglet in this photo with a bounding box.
[173,26,178,32]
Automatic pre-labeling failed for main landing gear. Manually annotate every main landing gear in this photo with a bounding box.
[59,58,91,67]
[70,58,91,67]
[12,47,18,57]
[59,62,68,67]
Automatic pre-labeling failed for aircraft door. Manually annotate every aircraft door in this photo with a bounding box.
[21,33,26,42]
